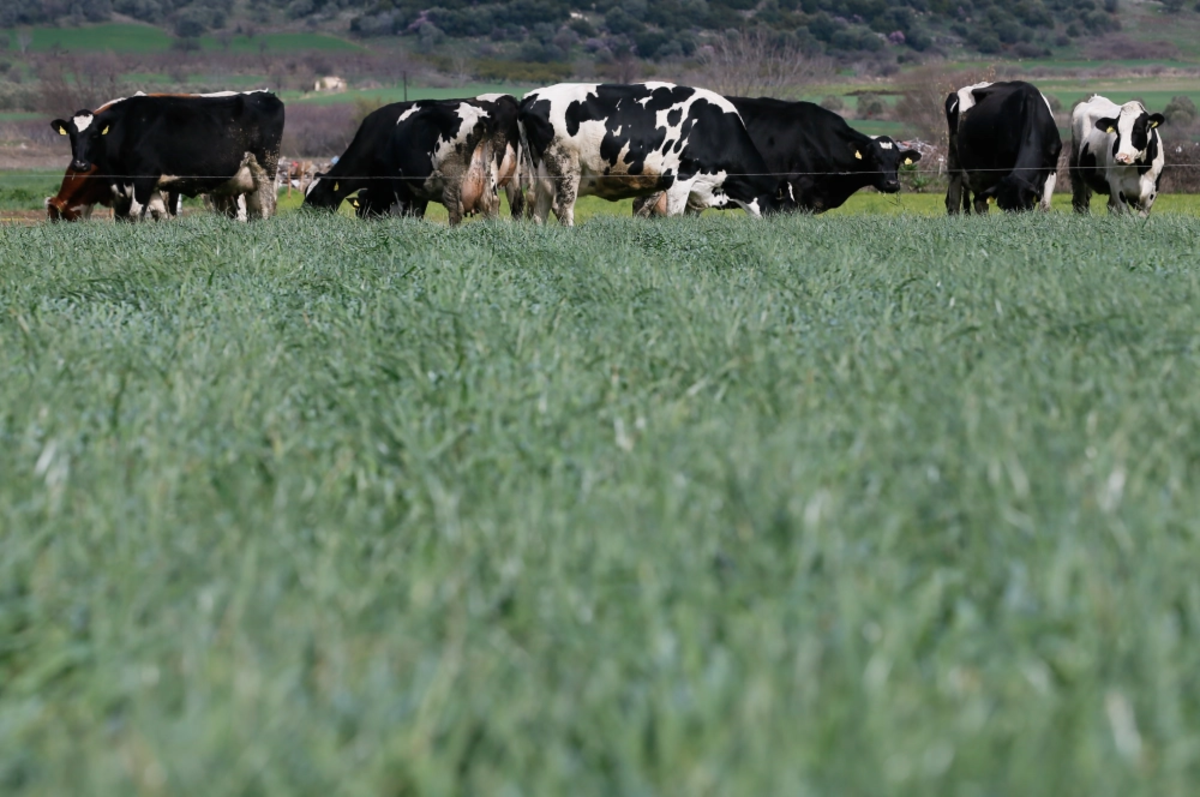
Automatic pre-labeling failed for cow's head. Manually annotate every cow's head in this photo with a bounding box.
[45,164,110,222]
[757,179,797,215]
[301,172,352,211]
[986,175,1042,212]
[346,189,393,218]
[50,110,113,172]
[862,137,923,193]
[1096,103,1165,166]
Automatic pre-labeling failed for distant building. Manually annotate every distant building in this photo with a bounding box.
[314,76,347,93]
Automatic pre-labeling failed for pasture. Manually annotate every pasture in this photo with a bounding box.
[3,212,1200,793]
[2,23,362,54]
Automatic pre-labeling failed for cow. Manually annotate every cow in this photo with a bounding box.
[50,90,284,220]
[46,165,181,222]
[304,94,522,224]
[1070,95,1165,217]
[944,81,1061,214]
[633,97,922,216]
[518,82,795,226]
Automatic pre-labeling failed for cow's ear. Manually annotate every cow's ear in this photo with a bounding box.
[51,120,69,136]
[901,149,922,165]
[1096,117,1118,134]
[1148,113,1165,129]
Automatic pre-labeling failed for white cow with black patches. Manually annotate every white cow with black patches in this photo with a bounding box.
[305,95,520,223]
[518,82,793,226]
[1070,95,1165,217]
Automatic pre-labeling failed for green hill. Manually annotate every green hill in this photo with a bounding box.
[3,0,1199,65]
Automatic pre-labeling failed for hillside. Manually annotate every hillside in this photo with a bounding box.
[3,0,1200,68]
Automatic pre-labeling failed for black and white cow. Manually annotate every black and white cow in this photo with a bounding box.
[1070,95,1165,217]
[304,94,521,224]
[634,97,922,216]
[945,81,1061,214]
[518,82,795,225]
[51,90,284,220]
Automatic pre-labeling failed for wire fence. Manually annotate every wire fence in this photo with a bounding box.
[12,164,1200,183]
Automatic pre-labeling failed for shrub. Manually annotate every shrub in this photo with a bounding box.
[856,92,886,119]
[820,94,844,112]
[1164,95,1197,126]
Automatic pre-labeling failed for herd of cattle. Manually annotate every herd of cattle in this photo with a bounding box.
[44,79,1170,224]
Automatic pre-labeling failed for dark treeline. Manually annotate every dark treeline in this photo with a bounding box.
[2,0,1195,61]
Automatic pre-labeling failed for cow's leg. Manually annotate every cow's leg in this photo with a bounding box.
[112,189,134,222]
[663,183,694,217]
[1040,173,1056,212]
[506,182,525,220]
[444,184,465,226]
[946,174,963,216]
[146,191,172,220]
[245,188,266,221]
[633,192,669,218]
[552,172,581,226]
[1106,180,1129,215]
[129,179,161,220]
[531,174,554,224]
[247,156,274,219]
[1071,169,1091,214]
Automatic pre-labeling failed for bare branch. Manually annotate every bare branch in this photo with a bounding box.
[696,30,832,100]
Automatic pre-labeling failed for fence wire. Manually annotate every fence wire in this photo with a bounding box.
[13,164,1200,183]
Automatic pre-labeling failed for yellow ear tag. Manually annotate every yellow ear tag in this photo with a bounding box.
[1106,126,1115,134]
[334,181,339,192]
[904,158,912,165]
[57,126,68,136]
[1150,120,1159,128]
[854,150,863,160]
[101,125,110,135]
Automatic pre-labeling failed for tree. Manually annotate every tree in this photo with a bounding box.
[697,29,831,100]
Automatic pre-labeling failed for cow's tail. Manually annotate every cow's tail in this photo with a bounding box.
[516,118,539,220]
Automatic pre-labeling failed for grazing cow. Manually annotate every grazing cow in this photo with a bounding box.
[518,82,795,226]
[304,94,522,224]
[1070,95,1165,217]
[634,97,922,216]
[51,90,284,220]
[46,165,181,222]
[945,81,1061,214]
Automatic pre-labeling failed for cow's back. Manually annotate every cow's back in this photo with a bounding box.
[102,91,284,185]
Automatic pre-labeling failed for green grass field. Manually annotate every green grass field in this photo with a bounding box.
[4,212,1200,793]
[4,23,362,54]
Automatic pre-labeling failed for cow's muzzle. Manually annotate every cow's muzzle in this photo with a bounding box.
[71,159,92,171]
[1114,153,1135,165]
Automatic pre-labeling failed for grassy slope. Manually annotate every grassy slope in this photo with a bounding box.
[3,213,1200,793]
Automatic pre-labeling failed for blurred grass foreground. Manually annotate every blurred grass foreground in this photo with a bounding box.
[3,212,1200,793]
